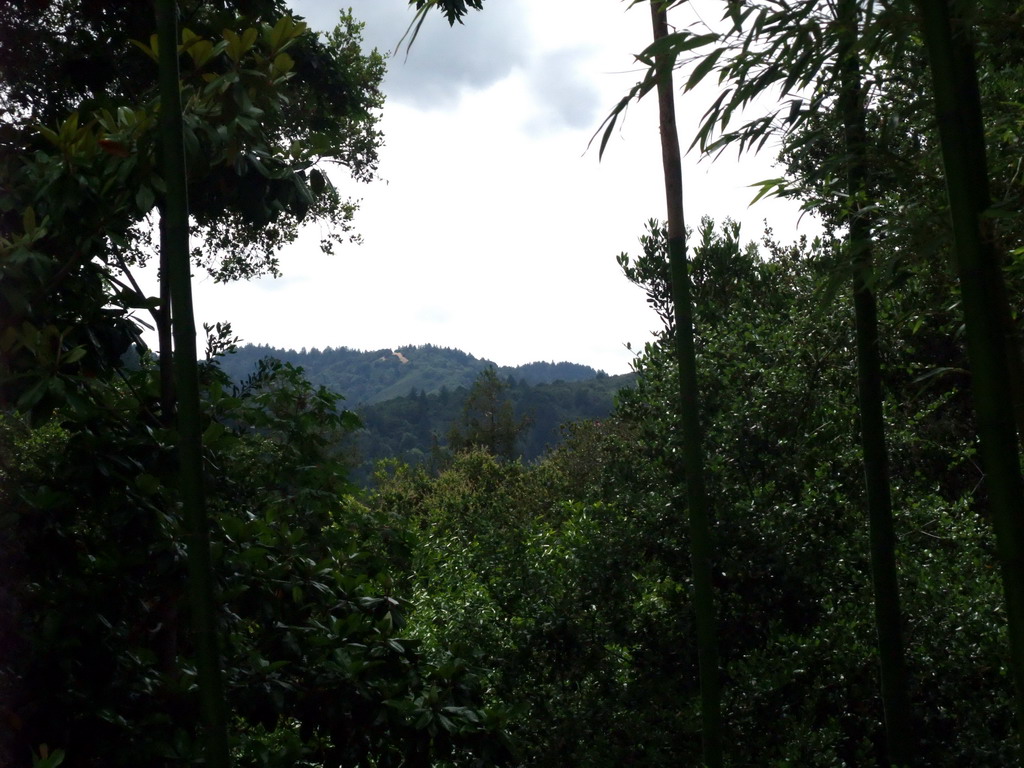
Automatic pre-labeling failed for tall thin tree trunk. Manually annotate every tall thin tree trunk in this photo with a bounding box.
[158,260,175,424]
[155,1,231,765]
[835,1,913,763]
[916,1,1024,761]
[649,3,723,766]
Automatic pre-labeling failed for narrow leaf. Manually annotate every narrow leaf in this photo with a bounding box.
[748,177,787,205]
[686,47,725,91]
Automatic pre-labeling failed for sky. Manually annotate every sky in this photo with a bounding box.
[178,0,817,375]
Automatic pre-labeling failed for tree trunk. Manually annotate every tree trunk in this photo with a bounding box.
[835,0,914,762]
[155,1,231,765]
[157,262,175,425]
[916,0,1024,761]
[649,3,723,766]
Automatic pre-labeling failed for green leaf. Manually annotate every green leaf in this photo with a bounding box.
[22,206,37,233]
[16,377,50,410]
[61,345,86,365]
[37,125,61,147]
[748,177,787,205]
[129,37,159,63]
[223,28,242,62]
[787,98,803,125]
[136,473,162,495]
[636,31,719,67]
[686,47,725,92]
[31,745,65,768]
[188,39,215,69]
[309,168,326,195]
[23,486,72,510]
[268,16,304,53]
[241,27,259,53]
[135,184,155,213]
[269,17,289,51]
[272,52,294,76]
[202,421,227,446]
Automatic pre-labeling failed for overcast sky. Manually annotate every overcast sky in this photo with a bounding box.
[181,0,816,374]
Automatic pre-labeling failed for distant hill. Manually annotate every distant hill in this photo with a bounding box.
[217,343,635,482]
[219,343,609,405]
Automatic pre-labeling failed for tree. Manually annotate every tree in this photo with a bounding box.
[915,0,1024,758]
[0,4,403,765]
[1,349,514,765]
[724,2,1024,757]
[448,367,529,461]
[834,0,913,759]
[625,0,1024,759]
[409,2,724,759]
[646,4,722,766]
[155,0,229,764]
[2,13,382,759]
[0,2,384,421]
[403,0,484,45]
[398,0,1024,761]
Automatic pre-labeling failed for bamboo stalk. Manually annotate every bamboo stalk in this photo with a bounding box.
[835,1,914,762]
[649,3,723,765]
[155,1,231,764]
[916,1,1024,761]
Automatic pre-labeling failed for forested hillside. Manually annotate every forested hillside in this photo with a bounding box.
[354,369,631,477]
[217,343,630,477]
[4,1,1024,768]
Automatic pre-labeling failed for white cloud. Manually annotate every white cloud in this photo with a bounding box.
[293,0,531,109]
[523,47,603,134]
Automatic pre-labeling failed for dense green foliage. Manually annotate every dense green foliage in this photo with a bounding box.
[0,2,508,766]
[367,219,1016,766]
[0,1,384,423]
[1,356,509,767]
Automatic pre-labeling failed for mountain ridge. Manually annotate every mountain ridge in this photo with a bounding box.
[217,342,635,479]
[219,342,614,405]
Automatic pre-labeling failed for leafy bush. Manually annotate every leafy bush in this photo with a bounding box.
[1,357,510,767]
